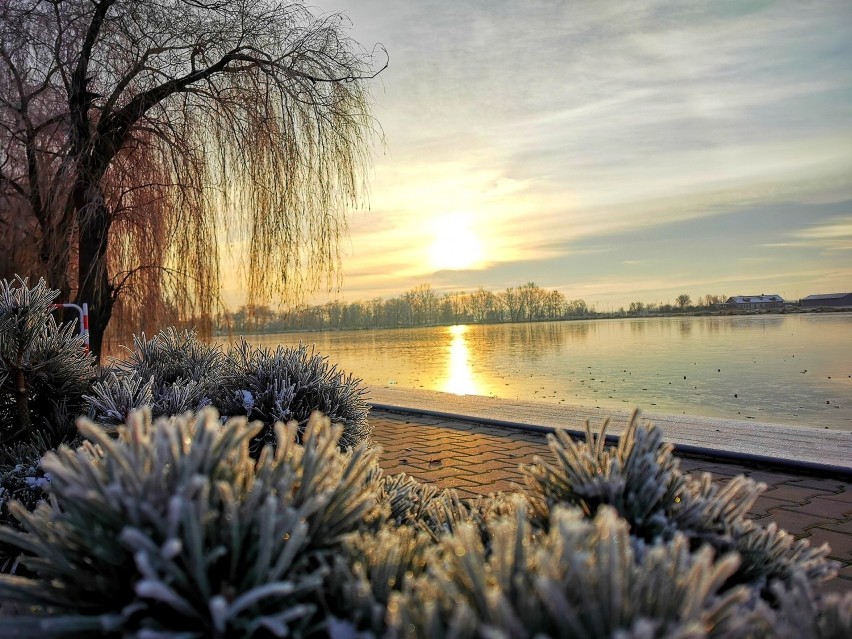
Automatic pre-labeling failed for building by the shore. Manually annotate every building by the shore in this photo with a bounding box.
[719,294,785,310]
[800,293,852,309]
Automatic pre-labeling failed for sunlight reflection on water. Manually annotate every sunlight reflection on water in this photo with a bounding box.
[442,325,478,395]
[216,313,852,430]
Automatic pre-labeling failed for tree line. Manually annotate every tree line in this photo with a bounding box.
[220,284,728,333]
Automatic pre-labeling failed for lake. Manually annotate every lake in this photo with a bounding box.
[217,313,852,431]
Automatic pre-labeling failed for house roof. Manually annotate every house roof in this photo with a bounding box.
[801,293,852,300]
[727,295,784,303]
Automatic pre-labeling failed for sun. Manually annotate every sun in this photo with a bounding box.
[428,219,485,271]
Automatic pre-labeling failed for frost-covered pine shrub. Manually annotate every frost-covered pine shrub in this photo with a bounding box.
[385,502,764,639]
[0,409,380,637]
[340,496,850,639]
[0,439,53,573]
[87,328,225,423]
[215,339,370,451]
[0,277,95,449]
[763,576,852,639]
[523,412,837,599]
[0,405,846,638]
[328,413,843,638]
[378,472,472,538]
[86,331,371,451]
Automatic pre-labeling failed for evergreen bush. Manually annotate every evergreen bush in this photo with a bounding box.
[87,328,225,423]
[88,332,371,451]
[216,340,371,451]
[0,439,53,573]
[0,277,95,448]
[0,409,380,637]
[386,503,759,638]
[523,412,837,596]
[0,408,848,638]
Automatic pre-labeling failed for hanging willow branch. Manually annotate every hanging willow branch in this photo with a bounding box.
[0,0,386,353]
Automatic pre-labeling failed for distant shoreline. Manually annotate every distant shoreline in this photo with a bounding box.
[216,306,852,337]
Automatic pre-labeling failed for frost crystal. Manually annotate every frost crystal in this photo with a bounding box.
[239,389,255,412]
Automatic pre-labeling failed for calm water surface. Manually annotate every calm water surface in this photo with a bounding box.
[219,314,852,431]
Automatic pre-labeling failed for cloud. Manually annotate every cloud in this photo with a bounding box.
[763,216,852,251]
[302,0,852,309]
[793,218,852,241]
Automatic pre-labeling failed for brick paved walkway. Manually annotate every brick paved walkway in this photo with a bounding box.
[369,408,852,596]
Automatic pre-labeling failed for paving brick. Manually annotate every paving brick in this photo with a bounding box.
[396,455,431,467]
[439,455,482,468]
[820,488,852,504]
[792,497,852,519]
[814,575,852,597]
[675,458,709,473]
[502,433,545,444]
[809,529,852,561]
[453,487,487,500]
[381,465,410,476]
[401,417,444,426]
[787,477,848,492]
[834,563,852,581]
[416,466,469,481]
[745,512,771,522]
[415,475,476,491]
[762,484,836,503]
[743,470,805,487]
[507,445,550,458]
[435,422,478,432]
[506,431,547,441]
[767,508,839,538]
[463,460,524,474]
[751,495,800,517]
[465,469,520,485]
[394,445,437,456]
[818,520,852,535]
[477,479,526,495]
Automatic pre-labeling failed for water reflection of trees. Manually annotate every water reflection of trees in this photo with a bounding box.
[729,316,785,331]
[630,319,645,334]
[473,321,590,361]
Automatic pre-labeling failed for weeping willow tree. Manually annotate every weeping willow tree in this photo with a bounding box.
[0,0,385,356]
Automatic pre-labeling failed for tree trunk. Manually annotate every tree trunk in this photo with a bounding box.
[42,224,74,304]
[76,190,113,359]
[11,351,32,442]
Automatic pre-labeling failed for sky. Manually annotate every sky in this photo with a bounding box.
[293,0,852,311]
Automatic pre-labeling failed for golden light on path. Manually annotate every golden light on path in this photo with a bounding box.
[442,324,479,395]
[428,216,484,271]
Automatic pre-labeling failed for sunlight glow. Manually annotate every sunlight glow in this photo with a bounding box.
[428,217,485,271]
[442,324,479,395]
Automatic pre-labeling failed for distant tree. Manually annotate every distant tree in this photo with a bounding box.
[441,291,468,324]
[628,301,645,315]
[468,287,495,323]
[676,294,692,309]
[0,0,385,356]
[499,287,523,323]
[517,282,546,321]
[699,294,725,308]
[368,298,384,328]
[566,298,589,317]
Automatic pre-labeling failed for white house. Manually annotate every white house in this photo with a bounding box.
[720,294,785,310]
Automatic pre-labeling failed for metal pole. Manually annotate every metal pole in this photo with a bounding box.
[52,303,90,353]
